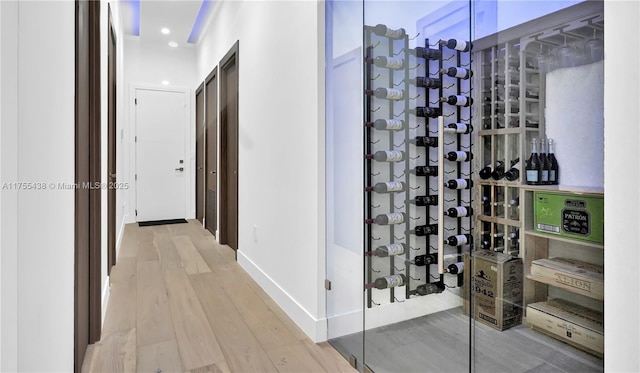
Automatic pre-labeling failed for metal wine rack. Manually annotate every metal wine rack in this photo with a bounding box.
[364,25,473,308]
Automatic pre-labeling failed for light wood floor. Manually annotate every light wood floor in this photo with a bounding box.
[83,220,356,373]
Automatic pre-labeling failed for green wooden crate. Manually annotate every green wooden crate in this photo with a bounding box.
[533,192,604,244]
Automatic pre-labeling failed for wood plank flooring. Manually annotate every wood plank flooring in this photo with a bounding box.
[84,220,355,373]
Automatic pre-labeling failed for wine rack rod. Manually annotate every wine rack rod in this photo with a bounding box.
[403,34,411,300]
[456,48,464,288]
[387,31,395,305]
[364,39,373,309]
[423,38,431,290]
[437,115,445,275]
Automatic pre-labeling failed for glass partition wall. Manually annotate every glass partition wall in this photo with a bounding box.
[326,1,605,372]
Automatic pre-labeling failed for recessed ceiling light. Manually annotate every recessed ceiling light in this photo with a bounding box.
[168,41,178,48]
[161,27,170,35]
[161,80,170,85]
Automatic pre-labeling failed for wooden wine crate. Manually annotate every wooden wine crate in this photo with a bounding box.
[530,257,604,300]
[463,251,523,331]
[526,299,603,357]
[533,192,604,244]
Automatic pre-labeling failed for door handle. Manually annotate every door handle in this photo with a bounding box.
[175,167,184,171]
[210,171,217,174]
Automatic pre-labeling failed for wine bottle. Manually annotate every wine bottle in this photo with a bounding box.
[481,195,491,205]
[413,253,438,266]
[410,224,438,236]
[441,39,472,52]
[366,212,405,225]
[478,162,498,180]
[411,107,441,118]
[416,282,444,295]
[374,243,406,257]
[525,90,539,99]
[410,77,441,89]
[508,229,520,241]
[365,119,404,131]
[482,118,491,130]
[444,234,472,247]
[410,195,438,206]
[445,262,464,274]
[444,122,473,134]
[504,160,521,181]
[372,274,406,290]
[369,24,406,39]
[410,136,438,147]
[481,235,491,250]
[539,139,550,184]
[491,160,506,180]
[525,138,541,185]
[365,150,405,162]
[439,67,473,79]
[444,206,473,217]
[365,88,403,100]
[508,197,520,206]
[525,119,539,128]
[445,178,473,190]
[365,181,406,193]
[411,166,438,177]
[446,151,473,162]
[440,95,473,107]
[366,56,405,70]
[409,47,441,60]
[548,138,559,185]
[493,234,505,250]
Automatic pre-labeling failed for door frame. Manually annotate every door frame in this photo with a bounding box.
[195,82,205,224]
[74,0,102,370]
[107,3,117,275]
[205,67,218,236]
[219,41,239,251]
[129,84,193,222]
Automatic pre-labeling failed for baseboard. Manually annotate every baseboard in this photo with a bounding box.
[101,276,110,328]
[326,291,463,340]
[115,217,127,259]
[103,217,127,328]
[237,250,327,342]
[327,309,363,340]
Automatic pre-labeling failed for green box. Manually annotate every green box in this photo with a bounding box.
[534,192,604,244]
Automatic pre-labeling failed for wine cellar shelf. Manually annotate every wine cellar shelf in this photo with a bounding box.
[472,2,604,357]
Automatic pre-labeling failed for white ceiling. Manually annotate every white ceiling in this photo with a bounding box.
[121,0,208,46]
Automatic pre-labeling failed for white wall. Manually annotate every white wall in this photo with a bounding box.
[0,1,75,371]
[604,1,640,371]
[0,2,18,370]
[195,0,327,341]
[120,38,197,231]
[1,3,3,367]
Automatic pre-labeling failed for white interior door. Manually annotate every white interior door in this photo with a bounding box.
[135,88,188,222]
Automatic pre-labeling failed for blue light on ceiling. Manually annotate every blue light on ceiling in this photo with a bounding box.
[188,0,213,44]
[124,0,140,36]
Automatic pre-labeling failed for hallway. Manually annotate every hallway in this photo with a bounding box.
[83,220,355,372]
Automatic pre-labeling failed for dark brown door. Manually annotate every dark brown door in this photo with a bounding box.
[75,0,102,370]
[205,68,218,235]
[107,4,117,275]
[219,42,239,250]
[196,83,205,224]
